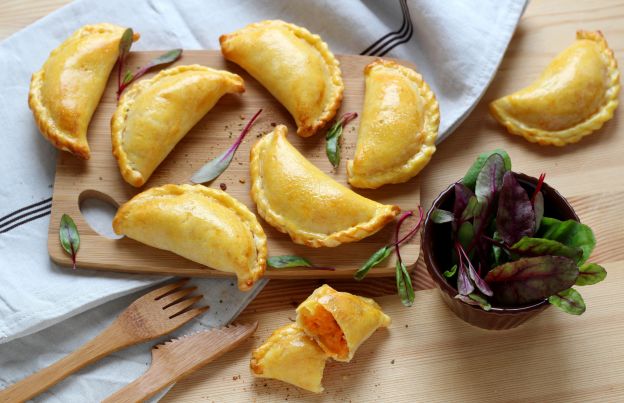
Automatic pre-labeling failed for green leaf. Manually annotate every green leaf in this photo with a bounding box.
[576,263,607,286]
[145,48,183,68]
[267,255,312,268]
[396,260,415,307]
[325,112,357,168]
[118,28,134,60]
[455,293,491,311]
[457,221,474,250]
[460,196,481,221]
[354,246,392,280]
[122,69,133,85]
[431,209,454,224]
[59,214,80,269]
[485,256,579,305]
[462,149,512,190]
[443,264,458,278]
[492,231,504,266]
[537,217,596,264]
[510,237,583,263]
[533,191,544,232]
[549,288,586,315]
[475,153,505,203]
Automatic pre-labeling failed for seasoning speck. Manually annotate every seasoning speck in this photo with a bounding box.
[270,122,277,127]
[239,179,246,184]
[391,359,395,364]
[220,183,227,191]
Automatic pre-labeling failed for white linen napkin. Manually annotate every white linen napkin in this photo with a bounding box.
[0,0,526,401]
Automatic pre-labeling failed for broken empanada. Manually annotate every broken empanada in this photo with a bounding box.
[250,323,328,393]
[112,184,266,291]
[220,20,343,137]
[296,284,391,362]
[29,23,139,159]
[490,31,620,146]
[111,65,244,187]
[250,125,400,247]
[348,59,439,188]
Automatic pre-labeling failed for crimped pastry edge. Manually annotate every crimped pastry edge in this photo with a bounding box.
[489,30,620,146]
[250,125,400,248]
[347,59,440,189]
[110,65,245,187]
[112,184,266,291]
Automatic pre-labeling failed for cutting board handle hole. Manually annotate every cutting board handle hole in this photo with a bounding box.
[78,190,123,240]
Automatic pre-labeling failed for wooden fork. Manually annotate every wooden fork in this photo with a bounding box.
[0,279,208,403]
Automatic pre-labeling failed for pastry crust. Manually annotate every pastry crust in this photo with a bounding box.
[490,31,620,146]
[112,184,266,291]
[111,65,244,187]
[250,125,400,247]
[250,323,328,393]
[347,59,439,188]
[28,23,139,159]
[220,20,343,137]
[296,284,391,362]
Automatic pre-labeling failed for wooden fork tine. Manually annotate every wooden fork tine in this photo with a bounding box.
[166,295,203,314]
[169,306,209,323]
[158,287,197,308]
[144,278,190,300]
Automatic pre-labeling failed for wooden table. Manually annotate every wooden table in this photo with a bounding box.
[2,0,623,401]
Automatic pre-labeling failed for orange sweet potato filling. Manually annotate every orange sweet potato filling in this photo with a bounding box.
[302,305,348,358]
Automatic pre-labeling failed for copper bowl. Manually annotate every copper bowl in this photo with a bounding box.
[422,173,579,330]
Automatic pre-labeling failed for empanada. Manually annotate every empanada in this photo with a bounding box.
[490,31,620,146]
[347,59,439,188]
[112,184,266,291]
[29,23,139,159]
[111,65,244,187]
[250,323,328,393]
[296,284,391,362]
[220,20,343,137]
[250,125,400,247]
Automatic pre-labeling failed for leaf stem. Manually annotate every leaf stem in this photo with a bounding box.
[531,173,546,206]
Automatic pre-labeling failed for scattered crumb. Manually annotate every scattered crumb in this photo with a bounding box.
[240,115,246,120]
[233,375,241,381]
[99,176,103,180]
[391,359,395,364]
[405,324,408,328]
[239,179,246,184]
[270,122,277,127]
[219,299,223,304]
[220,183,227,191]
[238,162,243,166]
[287,317,295,322]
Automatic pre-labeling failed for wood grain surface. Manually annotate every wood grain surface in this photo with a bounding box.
[2,0,624,402]
[47,51,421,279]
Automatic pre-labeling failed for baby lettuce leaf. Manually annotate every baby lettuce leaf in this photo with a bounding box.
[475,153,505,204]
[455,293,492,311]
[510,237,583,263]
[443,264,458,278]
[462,149,512,190]
[460,196,481,222]
[431,209,454,224]
[484,256,579,305]
[453,183,474,218]
[396,260,415,307]
[457,221,474,250]
[533,191,544,232]
[549,288,586,315]
[267,255,312,268]
[354,245,392,280]
[325,112,357,168]
[457,263,475,296]
[59,214,80,269]
[491,231,504,266]
[576,263,607,286]
[537,217,596,265]
[496,171,535,245]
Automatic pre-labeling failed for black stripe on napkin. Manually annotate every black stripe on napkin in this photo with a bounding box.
[360,0,413,57]
[0,197,52,234]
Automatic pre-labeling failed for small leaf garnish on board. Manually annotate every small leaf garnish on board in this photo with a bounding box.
[59,214,80,269]
[191,109,263,184]
[117,28,134,95]
[117,48,183,99]
[267,255,335,271]
[325,112,358,168]
[354,246,392,280]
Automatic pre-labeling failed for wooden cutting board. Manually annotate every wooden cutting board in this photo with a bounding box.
[47,51,421,279]
[162,266,624,402]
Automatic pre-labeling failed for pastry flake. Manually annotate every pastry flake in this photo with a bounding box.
[250,323,328,393]
[296,284,391,362]
[250,125,400,247]
[220,20,343,137]
[111,65,244,187]
[490,30,620,146]
[28,23,139,159]
[112,184,266,291]
[348,59,439,189]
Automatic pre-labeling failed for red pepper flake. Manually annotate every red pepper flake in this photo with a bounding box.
[220,183,227,191]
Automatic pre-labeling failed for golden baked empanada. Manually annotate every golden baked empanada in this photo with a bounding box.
[490,31,620,146]
[296,284,391,362]
[29,23,139,159]
[112,184,266,291]
[250,323,328,393]
[220,20,343,137]
[348,59,439,188]
[250,125,400,247]
[111,65,244,187]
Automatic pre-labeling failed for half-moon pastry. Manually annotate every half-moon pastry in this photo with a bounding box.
[250,125,400,247]
[111,65,244,187]
[250,323,328,393]
[490,31,620,146]
[112,184,266,291]
[347,59,439,189]
[296,284,391,362]
[220,20,343,137]
[29,23,139,159]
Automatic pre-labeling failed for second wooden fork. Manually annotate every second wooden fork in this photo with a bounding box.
[0,278,208,403]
